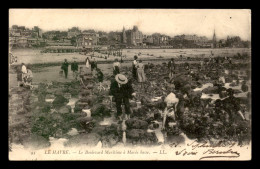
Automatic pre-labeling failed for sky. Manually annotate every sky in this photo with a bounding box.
[9,9,251,41]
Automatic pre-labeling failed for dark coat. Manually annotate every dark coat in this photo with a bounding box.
[71,62,78,71]
[61,62,69,71]
[97,70,104,82]
[109,80,134,99]
[113,66,120,75]
[91,61,97,70]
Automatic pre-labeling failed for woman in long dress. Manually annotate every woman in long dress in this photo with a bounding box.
[85,57,91,75]
[85,57,90,68]
[132,55,138,80]
[136,60,146,89]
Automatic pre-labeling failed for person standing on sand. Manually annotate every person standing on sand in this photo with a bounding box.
[132,55,138,80]
[91,58,97,71]
[24,65,33,89]
[198,60,203,71]
[168,58,175,79]
[136,60,146,89]
[113,58,121,76]
[21,63,27,83]
[85,57,90,68]
[96,68,105,91]
[61,59,69,79]
[71,60,78,78]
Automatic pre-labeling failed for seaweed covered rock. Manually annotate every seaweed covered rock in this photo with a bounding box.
[52,95,69,109]
[102,134,120,147]
[126,129,145,140]
[154,112,162,121]
[58,105,71,114]
[91,104,111,117]
[173,75,191,91]
[79,89,92,98]
[218,88,227,98]
[241,84,249,92]
[202,86,219,94]
[101,124,121,147]
[32,102,52,113]
[125,118,148,130]
[126,129,158,144]
[132,106,149,118]
[76,116,93,124]
[74,101,89,113]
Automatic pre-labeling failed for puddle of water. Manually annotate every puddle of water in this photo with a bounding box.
[234,92,249,98]
[193,83,213,91]
[82,109,91,117]
[147,121,165,144]
[45,99,55,103]
[45,94,55,102]
[99,117,114,126]
[224,83,242,90]
[201,93,220,100]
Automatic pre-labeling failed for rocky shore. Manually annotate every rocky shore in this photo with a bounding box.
[9,54,251,150]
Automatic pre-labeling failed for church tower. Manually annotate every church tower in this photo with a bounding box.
[212,29,217,48]
[122,26,127,44]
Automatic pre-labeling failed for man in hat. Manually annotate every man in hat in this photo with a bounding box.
[109,74,136,120]
[61,59,69,79]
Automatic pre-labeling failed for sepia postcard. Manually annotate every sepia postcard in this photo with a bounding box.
[8,9,251,161]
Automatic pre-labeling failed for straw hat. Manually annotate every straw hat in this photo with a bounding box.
[115,74,128,84]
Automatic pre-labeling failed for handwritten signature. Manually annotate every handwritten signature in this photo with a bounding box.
[200,148,240,160]
[187,140,237,150]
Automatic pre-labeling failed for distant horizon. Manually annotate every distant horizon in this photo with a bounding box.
[9,9,251,41]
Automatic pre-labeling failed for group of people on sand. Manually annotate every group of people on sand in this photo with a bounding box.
[60,57,98,79]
